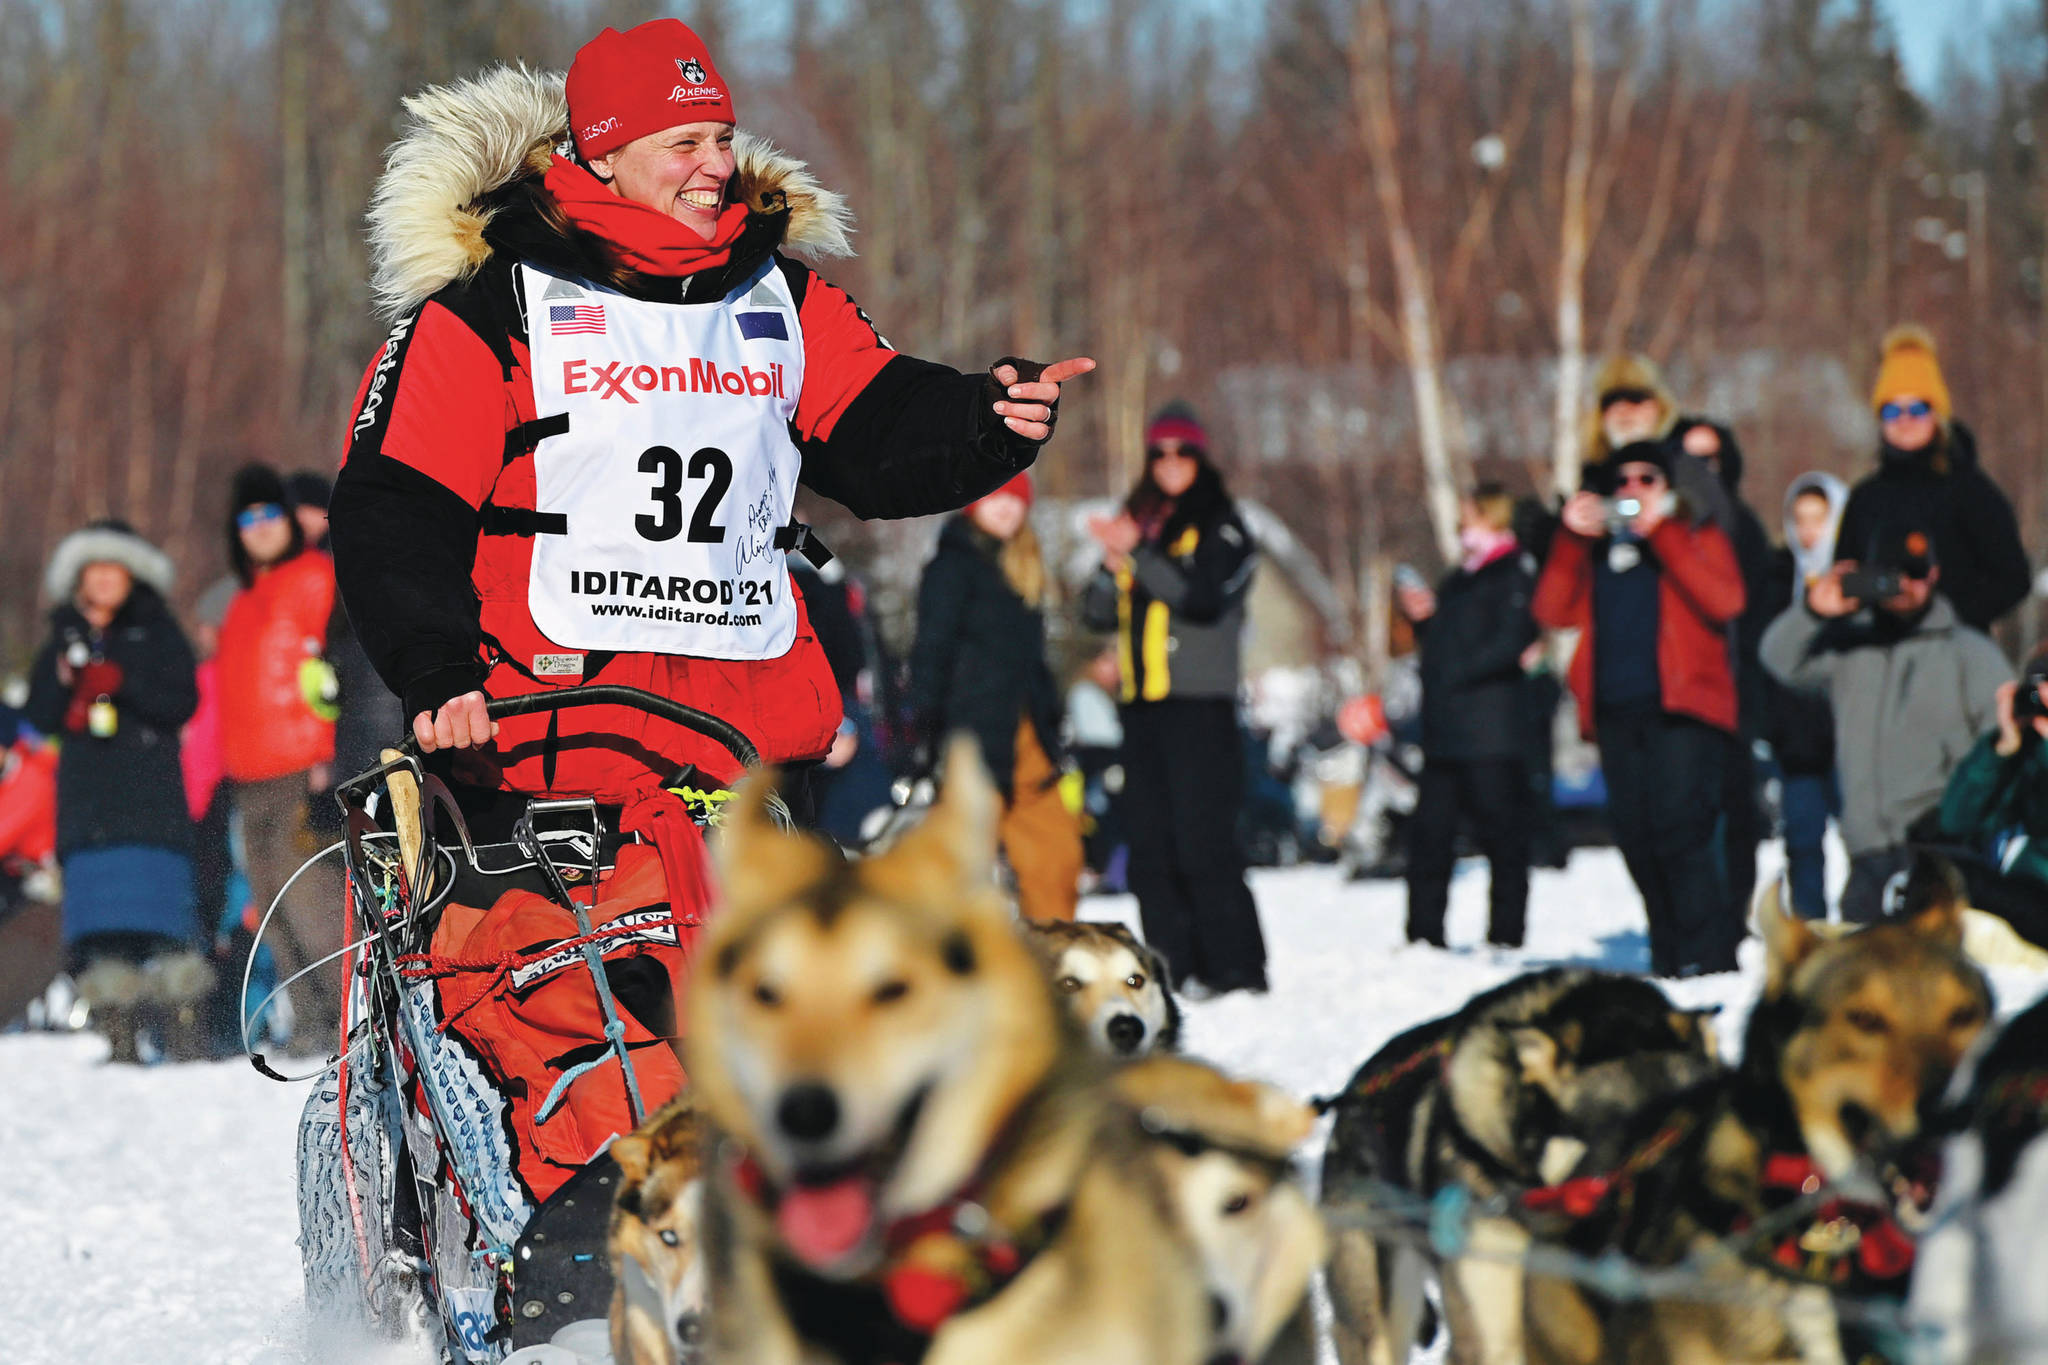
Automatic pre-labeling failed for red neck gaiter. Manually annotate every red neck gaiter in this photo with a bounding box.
[543,154,752,279]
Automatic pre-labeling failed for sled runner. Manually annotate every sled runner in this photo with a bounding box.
[269,686,761,1363]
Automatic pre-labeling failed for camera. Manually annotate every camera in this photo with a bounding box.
[1601,496,1643,534]
[2015,657,2048,722]
[1839,567,1905,603]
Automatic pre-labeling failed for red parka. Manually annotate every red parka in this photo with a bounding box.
[216,551,337,781]
[1532,516,1746,738]
[331,72,1046,801]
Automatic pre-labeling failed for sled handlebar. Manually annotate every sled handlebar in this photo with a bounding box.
[401,685,763,770]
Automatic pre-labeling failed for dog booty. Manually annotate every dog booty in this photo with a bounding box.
[74,958,147,1011]
[143,951,219,1062]
[143,951,217,1006]
[75,959,147,1065]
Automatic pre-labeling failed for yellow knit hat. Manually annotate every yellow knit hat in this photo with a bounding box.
[1871,325,1951,422]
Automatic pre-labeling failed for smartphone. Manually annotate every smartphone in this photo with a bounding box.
[1394,563,1429,594]
[1839,568,1904,603]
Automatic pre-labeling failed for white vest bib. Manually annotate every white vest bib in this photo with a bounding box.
[519,259,805,660]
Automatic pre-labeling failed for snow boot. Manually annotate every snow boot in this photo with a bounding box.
[75,958,147,1065]
[144,951,219,1062]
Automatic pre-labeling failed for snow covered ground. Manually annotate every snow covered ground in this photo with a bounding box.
[6,844,2045,1364]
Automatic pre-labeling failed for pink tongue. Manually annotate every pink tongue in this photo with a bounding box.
[777,1178,875,1266]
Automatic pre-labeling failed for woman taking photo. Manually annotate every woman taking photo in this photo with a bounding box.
[1082,402,1267,996]
[908,471,1081,920]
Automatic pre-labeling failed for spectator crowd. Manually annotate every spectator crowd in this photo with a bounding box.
[6,320,2048,1065]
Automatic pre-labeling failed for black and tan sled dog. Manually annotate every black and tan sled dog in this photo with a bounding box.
[1522,860,1993,1365]
[685,739,1228,1365]
[609,1094,710,1365]
[1019,918,1182,1058]
[1319,967,1721,1365]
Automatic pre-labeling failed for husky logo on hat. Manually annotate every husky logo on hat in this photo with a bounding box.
[677,56,707,84]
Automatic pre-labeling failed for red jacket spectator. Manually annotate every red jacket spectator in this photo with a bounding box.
[1533,510,1746,737]
[217,549,337,782]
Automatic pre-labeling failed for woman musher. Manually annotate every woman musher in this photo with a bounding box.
[326,21,1089,1192]
[333,19,1087,842]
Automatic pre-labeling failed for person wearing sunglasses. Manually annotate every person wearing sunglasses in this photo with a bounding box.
[214,463,345,1049]
[1080,402,1267,998]
[1534,441,1748,976]
[1831,325,2029,632]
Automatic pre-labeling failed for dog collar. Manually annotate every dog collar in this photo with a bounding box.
[879,1197,1067,1333]
[726,1145,1064,1338]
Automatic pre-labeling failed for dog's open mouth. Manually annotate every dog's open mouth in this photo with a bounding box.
[777,1085,932,1269]
[1833,1102,1943,1228]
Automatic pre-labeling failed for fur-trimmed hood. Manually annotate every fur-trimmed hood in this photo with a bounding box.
[369,65,854,319]
[43,522,174,605]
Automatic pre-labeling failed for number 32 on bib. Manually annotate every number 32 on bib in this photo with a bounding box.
[519,259,807,661]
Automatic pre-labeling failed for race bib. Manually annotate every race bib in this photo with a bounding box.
[519,260,805,659]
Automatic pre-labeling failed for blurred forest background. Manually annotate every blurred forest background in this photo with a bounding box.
[1,0,2044,666]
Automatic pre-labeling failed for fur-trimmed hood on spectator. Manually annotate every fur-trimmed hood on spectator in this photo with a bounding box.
[42,521,174,605]
[368,64,855,320]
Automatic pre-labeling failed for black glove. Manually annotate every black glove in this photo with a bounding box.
[985,356,1057,442]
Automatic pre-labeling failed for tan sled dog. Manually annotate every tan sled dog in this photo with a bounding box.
[686,739,1211,1365]
[1116,1056,1327,1364]
[1019,918,1182,1057]
[608,1095,710,1365]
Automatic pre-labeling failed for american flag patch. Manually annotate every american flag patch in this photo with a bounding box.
[550,304,605,336]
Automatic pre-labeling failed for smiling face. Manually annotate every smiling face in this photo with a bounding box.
[590,121,738,239]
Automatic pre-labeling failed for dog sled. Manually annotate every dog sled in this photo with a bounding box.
[265,687,760,1363]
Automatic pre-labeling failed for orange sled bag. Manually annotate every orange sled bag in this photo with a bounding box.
[398,805,709,1207]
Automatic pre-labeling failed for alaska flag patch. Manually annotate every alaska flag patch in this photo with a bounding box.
[737,311,788,341]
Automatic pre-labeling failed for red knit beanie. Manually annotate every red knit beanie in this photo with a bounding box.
[1144,400,1209,453]
[967,471,1034,514]
[567,19,736,162]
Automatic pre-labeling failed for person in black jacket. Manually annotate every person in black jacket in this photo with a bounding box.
[909,472,1081,920]
[1081,402,1268,995]
[24,521,207,1062]
[1835,326,2030,632]
[1672,417,1774,930]
[1398,485,1540,947]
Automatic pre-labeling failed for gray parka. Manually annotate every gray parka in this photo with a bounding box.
[1760,594,2010,856]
